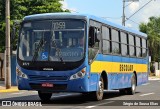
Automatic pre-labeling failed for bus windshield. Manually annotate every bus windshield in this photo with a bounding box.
[18,20,86,62]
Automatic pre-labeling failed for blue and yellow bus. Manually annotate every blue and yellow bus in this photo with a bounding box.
[16,13,148,101]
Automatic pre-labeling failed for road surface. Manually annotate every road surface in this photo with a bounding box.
[0,80,160,109]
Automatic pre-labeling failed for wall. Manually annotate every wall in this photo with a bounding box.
[0,53,17,86]
[155,62,160,70]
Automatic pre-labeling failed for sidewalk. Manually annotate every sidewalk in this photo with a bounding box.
[148,76,160,80]
[0,81,19,93]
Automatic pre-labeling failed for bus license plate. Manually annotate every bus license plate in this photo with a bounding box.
[41,83,53,87]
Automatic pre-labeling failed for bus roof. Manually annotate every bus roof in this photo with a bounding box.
[24,13,147,38]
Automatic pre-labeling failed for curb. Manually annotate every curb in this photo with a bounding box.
[149,78,160,80]
[0,87,19,93]
[149,77,160,81]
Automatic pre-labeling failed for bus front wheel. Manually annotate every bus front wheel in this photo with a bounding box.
[38,91,52,101]
[92,76,104,101]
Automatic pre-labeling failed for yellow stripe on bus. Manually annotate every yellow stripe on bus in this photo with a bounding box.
[90,61,147,73]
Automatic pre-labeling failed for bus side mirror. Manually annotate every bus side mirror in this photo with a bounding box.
[11,20,21,41]
[96,30,101,41]
[11,20,21,51]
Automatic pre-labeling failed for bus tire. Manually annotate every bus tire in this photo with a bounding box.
[38,91,52,101]
[92,76,104,101]
[127,73,136,95]
[119,89,127,95]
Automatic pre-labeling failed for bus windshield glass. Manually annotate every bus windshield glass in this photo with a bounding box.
[18,20,85,62]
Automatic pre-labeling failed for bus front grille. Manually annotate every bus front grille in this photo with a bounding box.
[28,75,68,81]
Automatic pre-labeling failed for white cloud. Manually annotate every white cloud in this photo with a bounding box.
[59,0,68,10]
[126,0,160,30]
[106,18,122,25]
[60,0,77,13]
[128,2,139,13]
[69,8,77,13]
[126,23,132,28]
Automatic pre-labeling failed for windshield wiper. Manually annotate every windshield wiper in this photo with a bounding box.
[52,40,65,63]
[51,30,65,64]
[32,34,44,62]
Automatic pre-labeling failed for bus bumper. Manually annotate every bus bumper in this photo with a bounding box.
[17,77,89,92]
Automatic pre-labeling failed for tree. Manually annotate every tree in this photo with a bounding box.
[139,16,160,62]
[0,0,6,52]
[0,0,69,52]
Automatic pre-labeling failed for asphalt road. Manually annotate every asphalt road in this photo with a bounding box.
[0,80,160,109]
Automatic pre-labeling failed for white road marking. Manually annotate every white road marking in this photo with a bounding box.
[11,92,24,95]
[142,83,150,86]
[85,106,96,108]
[53,94,73,98]
[140,93,155,97]
[85,101,114,108]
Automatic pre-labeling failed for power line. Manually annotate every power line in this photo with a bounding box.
[125,1,134,7]
[127,18,140,25]
[126,0,154,22]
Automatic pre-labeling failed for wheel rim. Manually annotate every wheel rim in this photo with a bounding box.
[97,77,104,99]
[132,75,136,91]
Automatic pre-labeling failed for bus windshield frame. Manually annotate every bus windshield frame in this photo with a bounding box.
[17,19,87,71]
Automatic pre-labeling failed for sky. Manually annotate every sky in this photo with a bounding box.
[61,0,160,31]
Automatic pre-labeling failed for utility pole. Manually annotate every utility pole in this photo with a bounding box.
[122,0,125,26]
[122,0,140,26]
[5,0,11,89]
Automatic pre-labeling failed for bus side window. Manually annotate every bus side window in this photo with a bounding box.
[89,27,100,47]
[88,26,100,64]
[89,27,95,47]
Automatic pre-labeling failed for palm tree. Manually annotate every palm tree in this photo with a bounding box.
[139,16,160,62]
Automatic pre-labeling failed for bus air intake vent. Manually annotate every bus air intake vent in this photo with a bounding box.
[28,75,68,81]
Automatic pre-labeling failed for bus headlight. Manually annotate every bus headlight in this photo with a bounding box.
[16,67,28,79]
[69,67,86,80]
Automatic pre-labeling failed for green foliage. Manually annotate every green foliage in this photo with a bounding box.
[139,16,160,62]
[0,0,69,53]
[150,62,155,73]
